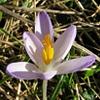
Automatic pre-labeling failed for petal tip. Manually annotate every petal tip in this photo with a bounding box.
[23,32,30,39]
[70,24,77,32]
[6,63,15,78]
[38,11,48,16]
[89,55,96,63]
[83,55,96,68]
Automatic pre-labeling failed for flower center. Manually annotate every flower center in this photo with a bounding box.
[42,34,54,64]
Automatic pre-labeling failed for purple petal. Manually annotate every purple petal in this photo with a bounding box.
[23,32,44,66]
[35,11,54,40]
[54,25,76,62]
[55,55,95,75]
[6,62,57,80]
[42,71,57,80]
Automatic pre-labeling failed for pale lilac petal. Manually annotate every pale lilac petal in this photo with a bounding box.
[6,62,57,80]
[6,62,41,80]
[55,55,95,75]
[23,32,44,66]
[35,11,54,40]
[42,71,57,80]
[54,25,76,62]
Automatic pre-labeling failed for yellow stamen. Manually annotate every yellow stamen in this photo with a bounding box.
[42,34,54,64]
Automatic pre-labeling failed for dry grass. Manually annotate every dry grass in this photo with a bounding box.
[0,0,100,100]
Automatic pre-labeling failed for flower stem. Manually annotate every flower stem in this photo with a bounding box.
[43,80,48,100]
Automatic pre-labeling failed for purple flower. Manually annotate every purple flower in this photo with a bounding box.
[6,12,95,80]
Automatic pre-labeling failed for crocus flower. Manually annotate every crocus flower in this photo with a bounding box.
[6,12,95,80]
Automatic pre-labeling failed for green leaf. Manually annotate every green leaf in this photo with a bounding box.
[95,64,100,73]
[83,90,95,100]
[84,69,94,79]
[0,76,11,85]
[50,76,65,100]
[0,11,3,21]
[0,0,7,4]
